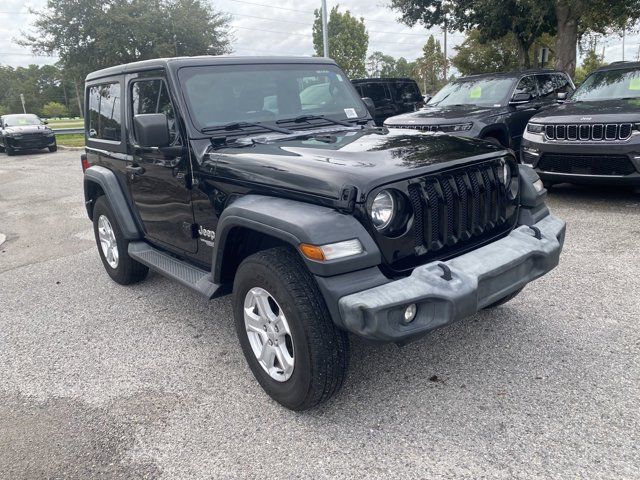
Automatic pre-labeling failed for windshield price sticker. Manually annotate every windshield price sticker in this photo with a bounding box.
[344,108,358,118]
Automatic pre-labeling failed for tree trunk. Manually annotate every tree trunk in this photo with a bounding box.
[554,1,579,77]
[514,36,531,70]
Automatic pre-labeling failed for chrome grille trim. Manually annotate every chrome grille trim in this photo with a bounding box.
[544,122,633,141]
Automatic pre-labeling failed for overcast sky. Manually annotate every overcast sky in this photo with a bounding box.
[1,0,638,69]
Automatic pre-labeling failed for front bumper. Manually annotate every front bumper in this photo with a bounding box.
[337,214,565,342]
[6,136,56,151]
[521,133,640,186]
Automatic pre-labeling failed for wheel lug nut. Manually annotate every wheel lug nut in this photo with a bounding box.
[268,340,273,346]
[263,325,267,331]
[274,326,279,332]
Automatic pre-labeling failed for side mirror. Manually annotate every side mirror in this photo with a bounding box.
[133,113,170,148]
[510,92,533,104]
[42,119,49,125]
[361,97,376,117]
[423,94,432,103]
[557,92,568,103]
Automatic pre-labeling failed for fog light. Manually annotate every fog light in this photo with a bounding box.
[403,304,417,323]
[533,179,544,192]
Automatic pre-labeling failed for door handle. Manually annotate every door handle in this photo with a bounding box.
[126,165,145,176]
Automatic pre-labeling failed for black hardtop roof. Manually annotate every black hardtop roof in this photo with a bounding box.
[85,55,338,82]
[458,69,564,81]
[595,61,640,72]
[351,77,417,83]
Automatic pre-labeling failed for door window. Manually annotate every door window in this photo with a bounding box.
[553,74,573,94]
[513,76,538,98]
[536,74,556,99]
[87,83,122,142]
[131,79,179,144]
[361,83,390,102]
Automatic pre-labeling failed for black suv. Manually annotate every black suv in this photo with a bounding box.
[351,78,424,125]
[0,114,57,155]
[384,70,574,151]
[82,56,565,410]
[522,61,640,189]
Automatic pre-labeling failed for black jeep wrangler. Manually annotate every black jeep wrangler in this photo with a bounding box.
[384,70,574,152]
[82,56,565,410]
[522,61,640,189]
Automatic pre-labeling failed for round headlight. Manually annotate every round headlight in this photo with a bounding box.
[371,190,395,231]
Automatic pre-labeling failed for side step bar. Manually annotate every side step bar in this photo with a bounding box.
[128,242,224,299]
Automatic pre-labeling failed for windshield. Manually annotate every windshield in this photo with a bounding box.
[3,114,43,127]
[178,64,368,132]
[572,67,640,101]
[429,77,516,107]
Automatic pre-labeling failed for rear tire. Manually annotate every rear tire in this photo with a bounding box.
[484,287,524,309]
[6,145,15,156]
[48,145,57,152]
[233,247,350,410]
[92,196,148,285]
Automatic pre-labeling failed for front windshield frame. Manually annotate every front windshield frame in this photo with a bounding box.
[3,114,43,127]
[571,67,640,102]
[177,63,369,133]
[429,77,517,107]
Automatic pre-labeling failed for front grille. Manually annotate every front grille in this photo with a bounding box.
[545,123,632,141]
[407,158,513,255]
[537,153,636,176]
[387,124,437,131]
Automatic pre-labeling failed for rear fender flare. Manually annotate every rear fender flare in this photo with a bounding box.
[83,165,141,240]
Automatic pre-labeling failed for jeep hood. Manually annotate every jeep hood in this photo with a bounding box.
[531,99,640,124]
[201,128,507,201]
[384,104,502,125]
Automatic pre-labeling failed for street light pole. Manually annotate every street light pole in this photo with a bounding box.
[20,94,26,114]
[321,0,329,58]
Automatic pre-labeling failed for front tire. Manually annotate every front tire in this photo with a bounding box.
[233,247,349,410]
[6,145,15,156]
[48,144,58,152]
[92,196,148,285]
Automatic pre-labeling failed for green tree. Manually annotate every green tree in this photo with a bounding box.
[390,0,640,76]
[553,1,639,76]
[42,101,68,118]
[390,0,554,69]
[452,30,556,75]
[366,51,397,77]
[393,57,416,78]
[312,6,369,78]
[414,35,447,94]
[19,0,231,115]
[574,48,606,84]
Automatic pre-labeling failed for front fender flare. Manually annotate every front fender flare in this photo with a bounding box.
[212,195,381,280]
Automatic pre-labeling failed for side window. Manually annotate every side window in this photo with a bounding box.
[88,83,122,142]
[131,79,179,144]
[536,74,556,99]
[361,83,388,102]
[553,74,573,94]
[514,76,538,98]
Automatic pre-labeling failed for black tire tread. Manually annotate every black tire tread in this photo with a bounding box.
[93,196,148,285]
[236,247,349,410]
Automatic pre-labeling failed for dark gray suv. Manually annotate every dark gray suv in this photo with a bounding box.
[384,70,574,151]
[522,61,640,190]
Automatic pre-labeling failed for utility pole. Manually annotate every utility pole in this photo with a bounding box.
[321,0,329,58]
[19,94,26,114]
[443,22,447,80]
[622,26,625,61]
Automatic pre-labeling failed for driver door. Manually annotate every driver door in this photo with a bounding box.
[126,74,197,253]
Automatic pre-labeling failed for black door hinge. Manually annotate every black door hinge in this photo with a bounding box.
[338,185,358,213]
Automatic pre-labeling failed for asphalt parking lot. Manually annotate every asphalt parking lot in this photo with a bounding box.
[1,150,639,479]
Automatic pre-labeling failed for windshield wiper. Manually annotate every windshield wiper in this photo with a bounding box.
[201,121,293,135]
[276,114,352,127]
